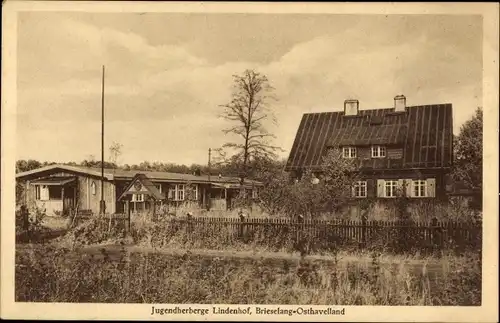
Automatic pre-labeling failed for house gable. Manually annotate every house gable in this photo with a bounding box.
[16,165,114,181]
[118,173,165,201]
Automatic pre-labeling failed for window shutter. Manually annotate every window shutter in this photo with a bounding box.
[41,186,49,201]
[426,178,436,197]
[405,179,413,197]
[376,179,385,197]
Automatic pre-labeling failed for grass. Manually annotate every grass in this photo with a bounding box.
[15,208,482,305]
[15,244,481,305]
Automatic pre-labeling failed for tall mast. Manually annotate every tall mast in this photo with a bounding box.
[99,65,106,215]
[207,148,211,211]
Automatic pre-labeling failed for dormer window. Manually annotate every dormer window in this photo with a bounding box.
[343,147,357,158]
[371,145,386,158]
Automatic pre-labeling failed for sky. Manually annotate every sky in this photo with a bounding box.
[16,12,483,166]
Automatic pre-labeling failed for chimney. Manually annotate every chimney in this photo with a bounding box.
[344,99,359,116]
[394,95,406,112]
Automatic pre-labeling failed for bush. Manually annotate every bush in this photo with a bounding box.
[16,206,47,242]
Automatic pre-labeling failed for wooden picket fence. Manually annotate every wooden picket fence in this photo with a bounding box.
[71,213,482,253]
[176,217,482,253]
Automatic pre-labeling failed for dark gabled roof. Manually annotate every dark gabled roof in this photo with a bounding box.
[118,173,165,201]
[329,123,408,146]
[285,104,453,171]
[16,164,263,186]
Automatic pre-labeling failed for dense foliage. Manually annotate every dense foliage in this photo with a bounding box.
[452,107,483,209]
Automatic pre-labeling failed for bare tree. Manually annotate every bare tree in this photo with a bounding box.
[108,142,123,223]
[109,142,123,170]
[219,69,282,185]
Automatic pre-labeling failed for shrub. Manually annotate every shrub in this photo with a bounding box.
[16,206,48,242]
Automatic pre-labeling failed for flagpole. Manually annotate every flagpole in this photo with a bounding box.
[207,148,211,211]
[100,65,106,215]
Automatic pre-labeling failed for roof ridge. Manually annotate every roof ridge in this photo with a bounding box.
[301,103,452,116]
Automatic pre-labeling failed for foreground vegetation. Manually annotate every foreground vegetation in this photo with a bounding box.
[15,207,482,306]
[15,244,481,305]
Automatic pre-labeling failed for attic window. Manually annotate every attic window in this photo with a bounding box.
[344,99,359,116]
[371,145,386,158]
[343,147,357,158]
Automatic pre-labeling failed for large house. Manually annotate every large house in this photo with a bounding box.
[16,164,262,216]
[285,95,453,200]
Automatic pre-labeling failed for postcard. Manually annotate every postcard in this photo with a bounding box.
[1,1,498,322]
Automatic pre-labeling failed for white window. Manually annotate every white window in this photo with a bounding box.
[371,145,386,158]
[132,194,144,202]
[91,181,96,195]
[413,180,427,197]
[168,186,175,199]
[192,185,198,200]
[168,184,186,201]
[384,180,398,198]
[353,181,367,198]
[252,188,259,199]
[343,147,357,158]
[36,185,49,201]
[177,185,185,201]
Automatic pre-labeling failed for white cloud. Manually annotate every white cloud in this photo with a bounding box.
[17,14,482,165]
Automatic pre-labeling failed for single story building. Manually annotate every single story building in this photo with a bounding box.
[15,164,262,216]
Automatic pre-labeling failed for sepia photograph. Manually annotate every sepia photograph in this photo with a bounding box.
[1,1,498,321]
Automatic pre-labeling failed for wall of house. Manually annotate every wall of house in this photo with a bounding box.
[355,170,447,200]
[79,177,116,214]
[387,148,404,159]
[35,200,63,216]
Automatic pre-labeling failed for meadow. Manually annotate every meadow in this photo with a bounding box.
[15,210,482,306]
[15,242,481,305]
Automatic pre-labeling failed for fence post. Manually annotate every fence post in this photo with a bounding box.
[239,211,246,241]
[126,200,131,234]
[361,213,367,250]
[187,213,193,235]
[431,217,438,253]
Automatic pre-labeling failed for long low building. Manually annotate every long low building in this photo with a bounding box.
[16,164,262,216]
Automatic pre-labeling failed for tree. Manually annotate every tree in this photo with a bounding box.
[109,142,123,168]
[108,140,123,194]
[219,69,282,185]
[16,160,44,206]
[259,148,358,219]
[16,159,42,173]
[452,107,482,208]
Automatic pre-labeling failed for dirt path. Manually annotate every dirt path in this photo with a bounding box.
[17,243,445,276]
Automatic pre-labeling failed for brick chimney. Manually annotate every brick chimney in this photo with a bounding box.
[394,95,406,112]
[344,99,359,116]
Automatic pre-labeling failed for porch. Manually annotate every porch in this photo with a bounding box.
[31,176,77,216]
